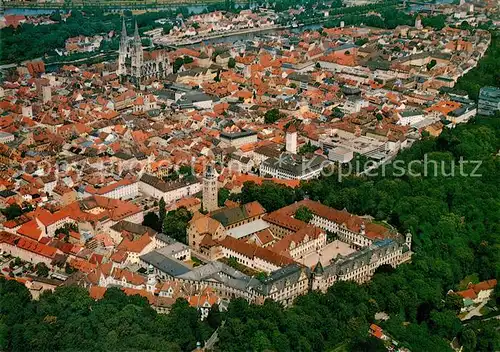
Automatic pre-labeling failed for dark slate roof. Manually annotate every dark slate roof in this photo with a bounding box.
[110,220,157,237]
[253,264,306,295]
[219,129,257,140]
[209,202,264,227]
[0,190,16,198]
[140,251,191,277]
[114,152,134,160]
[254,144,282,158]
[261,153,327,177]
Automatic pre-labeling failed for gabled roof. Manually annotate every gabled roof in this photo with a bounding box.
[210,201,266,227]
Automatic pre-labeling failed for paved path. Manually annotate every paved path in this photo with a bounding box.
[462,301,487,321]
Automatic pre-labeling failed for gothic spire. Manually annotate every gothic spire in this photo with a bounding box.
[134,20,140,40]
[121,15,127,38]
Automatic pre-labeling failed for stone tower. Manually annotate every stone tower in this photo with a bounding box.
[203,164,218,213]
[146,264,157,293]
[117,16,128,78]
[285,124,297,154]
[415,14,423,30]
[42,85,51,104]
[405,232,412,251]
[130,21,143,85]
[311,257,325,292]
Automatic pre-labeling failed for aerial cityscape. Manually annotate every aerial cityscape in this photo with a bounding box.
[0,0,499,351]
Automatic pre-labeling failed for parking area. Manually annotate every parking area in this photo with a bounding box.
[131,196,158,212]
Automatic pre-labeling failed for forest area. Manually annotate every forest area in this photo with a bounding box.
[453,31,500,100]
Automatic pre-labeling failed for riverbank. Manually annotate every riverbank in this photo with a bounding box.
[154,25,288,47]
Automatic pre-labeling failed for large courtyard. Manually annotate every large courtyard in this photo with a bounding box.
[301,240,357,268]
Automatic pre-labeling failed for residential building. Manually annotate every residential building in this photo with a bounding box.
[139,174,201,203]
[260,153,328,180]
[478,86,500,116]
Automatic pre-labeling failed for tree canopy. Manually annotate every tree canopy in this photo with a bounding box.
[0,280,212,351]
[264,108,283,124]
[162,207,193,244]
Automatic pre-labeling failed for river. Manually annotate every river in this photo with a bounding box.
[3,3,256,15]
[183,23,323,47]
[4,4,212,15]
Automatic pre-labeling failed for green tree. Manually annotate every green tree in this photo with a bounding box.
[49,11,62,22]
[179,165,193,176]
[264,108,282,124]
[427,59,437,71]
[1,204,22,220]
[218,188,230,207]
[35,263,49,277]
[162,207,192,243]
[444,293,464,313]
[159,198,166,223]
[228,57,236,68]
[294,206,313,223]
[173,57,184,73]
[163,23,173,35]
[143,211,161,232]
[461,329,477,352]
[299,141,318,155]
[206,304,223,329]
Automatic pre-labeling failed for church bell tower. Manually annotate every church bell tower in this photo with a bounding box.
[203,164,218,213]
[117,16,128,80]
[130,21,143,85]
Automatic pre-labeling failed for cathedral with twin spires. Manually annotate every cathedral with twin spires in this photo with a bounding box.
[117,18,172,85]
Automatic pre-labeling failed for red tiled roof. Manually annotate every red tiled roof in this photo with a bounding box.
[457,288,477,299]
[0,231,57,259]
[16,220,42,241]
[117,234,152,254]
[270,226,324,257]
[219,236,295,267]
[89,286,107,300]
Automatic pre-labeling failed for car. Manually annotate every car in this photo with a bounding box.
[2,267,11,273]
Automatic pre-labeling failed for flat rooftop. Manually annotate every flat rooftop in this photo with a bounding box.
[227,219,269,239]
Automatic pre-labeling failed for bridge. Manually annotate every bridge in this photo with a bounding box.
[154,25,286,47]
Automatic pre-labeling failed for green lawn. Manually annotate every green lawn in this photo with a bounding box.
[458,274,480,290]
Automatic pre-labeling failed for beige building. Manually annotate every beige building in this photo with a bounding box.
[139,173,201,203]
[187,214,225,255]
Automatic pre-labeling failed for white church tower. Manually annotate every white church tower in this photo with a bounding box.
[203,164,218,213]
[285,124,298,154]
[415,14,423,30]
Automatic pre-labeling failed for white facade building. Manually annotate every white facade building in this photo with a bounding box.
[139,174,201,203]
